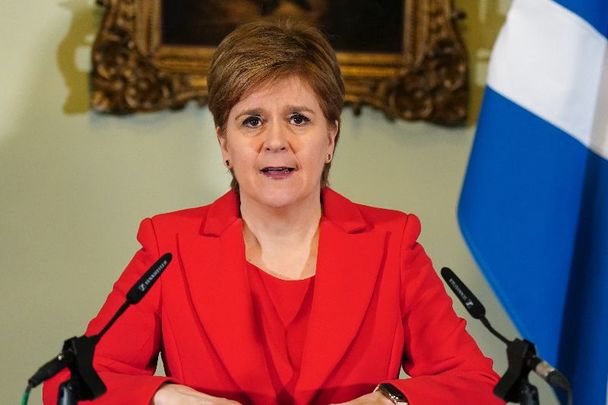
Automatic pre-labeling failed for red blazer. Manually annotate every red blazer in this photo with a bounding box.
[44,188,503,404]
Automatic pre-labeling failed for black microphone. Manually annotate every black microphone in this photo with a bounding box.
[440,267,509,345]
[439,267,571,393]
[95,252,172,339]
[126,253,172,304]
[27,253,172,389]
[440,267,486,319]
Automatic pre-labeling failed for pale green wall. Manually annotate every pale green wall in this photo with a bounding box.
[0,1,558,404]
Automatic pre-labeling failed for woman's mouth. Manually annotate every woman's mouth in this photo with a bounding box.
[260,166,296,179]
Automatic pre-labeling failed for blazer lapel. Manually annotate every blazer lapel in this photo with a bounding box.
[295,189,389,403]
[176,192,274,401]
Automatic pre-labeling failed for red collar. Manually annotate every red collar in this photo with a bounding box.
[200,187,368,236]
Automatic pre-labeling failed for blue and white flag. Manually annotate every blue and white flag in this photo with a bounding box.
[458,0,607,403]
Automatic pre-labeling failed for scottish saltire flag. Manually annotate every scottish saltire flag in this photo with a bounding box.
[458,0,607,403]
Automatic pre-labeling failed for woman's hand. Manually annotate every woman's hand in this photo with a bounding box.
[330,391,394,404]
[152,384,242,405]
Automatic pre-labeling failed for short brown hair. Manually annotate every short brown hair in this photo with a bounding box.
[207,19,345,189]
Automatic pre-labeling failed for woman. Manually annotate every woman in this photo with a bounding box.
[44,20,503,405]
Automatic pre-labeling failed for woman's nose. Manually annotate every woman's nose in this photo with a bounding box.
[263,122,288,152]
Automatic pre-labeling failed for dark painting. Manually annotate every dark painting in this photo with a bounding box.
[162,0,404,53]
[93,0,468,123]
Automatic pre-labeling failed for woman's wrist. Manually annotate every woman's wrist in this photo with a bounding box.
[151,383,173,405]
[371,390,398,405]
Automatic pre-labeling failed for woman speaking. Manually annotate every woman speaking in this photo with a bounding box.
[44,20,503,405]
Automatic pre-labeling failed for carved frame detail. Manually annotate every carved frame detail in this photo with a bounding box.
[91,0,468,126]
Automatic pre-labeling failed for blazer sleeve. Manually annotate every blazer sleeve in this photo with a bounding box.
[42,218,174,405]
[383,215,504,405]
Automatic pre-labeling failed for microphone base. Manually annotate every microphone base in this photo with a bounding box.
[58,380,78,405]
[519,382,540,405]
[494,338,540,404]
[55,335,106,405]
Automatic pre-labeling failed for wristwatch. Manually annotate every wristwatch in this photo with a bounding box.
[375,383,409,404]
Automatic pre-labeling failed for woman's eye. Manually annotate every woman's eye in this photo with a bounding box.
[290,113,310,126]
[243,116,262,128]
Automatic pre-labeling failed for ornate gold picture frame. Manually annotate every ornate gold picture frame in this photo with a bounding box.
[91,0,468,125]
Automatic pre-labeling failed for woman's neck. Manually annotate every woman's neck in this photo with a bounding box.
[239,191,322,279]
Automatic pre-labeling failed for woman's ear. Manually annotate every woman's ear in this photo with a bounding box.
[327,120,339,153]
[216,126,229,160]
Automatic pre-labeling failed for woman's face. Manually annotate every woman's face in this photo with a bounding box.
[218,75,338,209]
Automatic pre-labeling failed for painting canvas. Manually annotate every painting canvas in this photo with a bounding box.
[161,0,404,53]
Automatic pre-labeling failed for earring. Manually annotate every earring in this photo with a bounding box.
[326,153,332,163]
[225,159,231,168]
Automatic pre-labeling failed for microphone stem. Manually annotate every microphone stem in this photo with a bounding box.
[480,316,511,345]
[94,301,130,342]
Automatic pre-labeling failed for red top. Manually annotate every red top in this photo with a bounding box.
[247,262,314,404]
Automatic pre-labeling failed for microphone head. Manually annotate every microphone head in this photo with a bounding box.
[126,253,172,304]
[440,267,486,319]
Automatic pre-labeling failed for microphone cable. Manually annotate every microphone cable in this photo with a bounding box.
[21,384,31,405]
